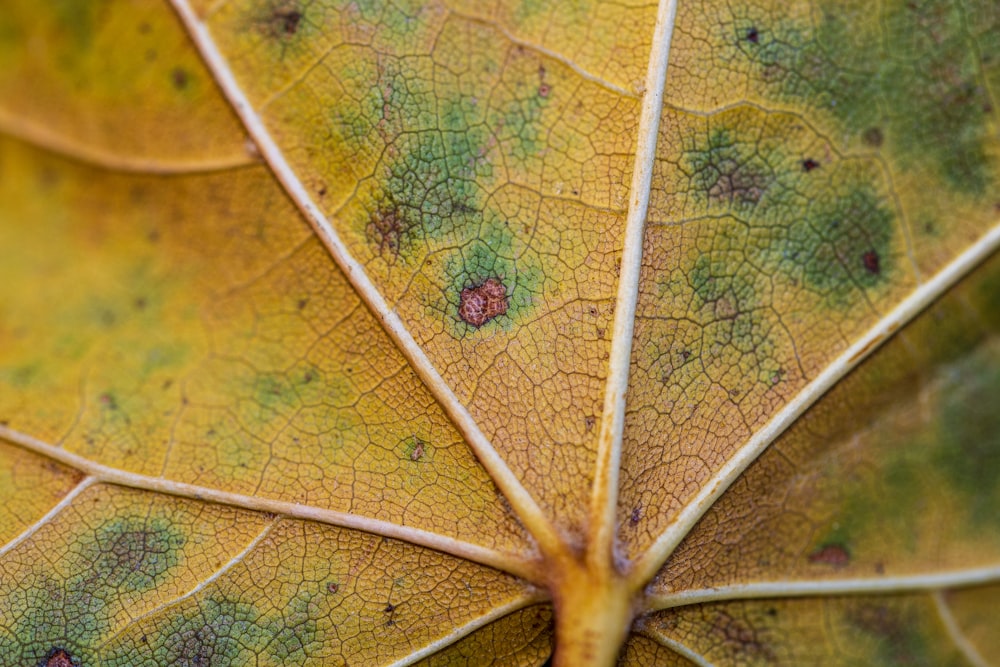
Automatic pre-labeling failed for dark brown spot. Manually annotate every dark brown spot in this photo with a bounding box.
[862,250,881,275]
[296,298,308,310]
[862,127,884,147]
[802,158,820,172]
[629,506,642,525]
[584,416,596,431]
[384,604,395,613]
[170,67,189,90]
[808,543,851,567]
[274,9,301,35]
[41,648,77,667]
[133,297,147,310]
[327,582,339,594]
[458,278,508,328]
[745,27,759,43]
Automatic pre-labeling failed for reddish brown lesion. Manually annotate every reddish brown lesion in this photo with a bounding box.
[458,278,508,327]
[808,543,851,567]
[44,649,77,667]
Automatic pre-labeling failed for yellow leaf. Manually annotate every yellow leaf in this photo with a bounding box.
[0,0,997,665]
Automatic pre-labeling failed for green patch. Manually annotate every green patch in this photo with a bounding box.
[933,346,1000,525]
[102,594,322,665]
[0,516,184,663]
[363,95,492,257]
[491,77,551,160]
[845,601,964,667]
[79,516,184,591]
[731,1,996,195]
[779,184,895,303]
[686,129,777,212]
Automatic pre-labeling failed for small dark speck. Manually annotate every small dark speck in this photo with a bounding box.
[802,158,820,172]
[862,250,881,275]
[630,506,642,525]
[384,604,395,613]
[745,27,759,43]
[171,67,189,90]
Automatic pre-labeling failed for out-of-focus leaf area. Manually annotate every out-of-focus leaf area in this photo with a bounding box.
[0,0,997,665]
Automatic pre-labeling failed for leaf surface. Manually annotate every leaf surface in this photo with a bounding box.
[0,0,998,665]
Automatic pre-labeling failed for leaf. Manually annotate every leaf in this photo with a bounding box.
[0,0,997,665]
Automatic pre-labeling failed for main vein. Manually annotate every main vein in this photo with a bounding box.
[0,425,542,583]
[629,221,1000,591]
[587,0,679,572]
[168,0,569,567]
[644,564,1000,611]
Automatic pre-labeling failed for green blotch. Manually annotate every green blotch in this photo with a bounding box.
[688,251,782,385]
[491,78,551,160]
[81,516,184,591]
[846,601,965,667]
[103,594,321,665]
[733,1,996,194]
[686,129,776,212]
[0,516,184,663]
[933,347,1000,525]
[49,0,105,49]
[365,95,492,256]
[443,218,543,336]
[779,184,895,302]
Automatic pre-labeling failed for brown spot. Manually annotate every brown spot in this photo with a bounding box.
[133,296,147,310]
[42,648,77,667]
[584,416,596,431]
[808,543,851,567]
[802,158,820,172]
[862,127,884,147]
[296,298,308,310]
[458,278,508,328]
[384,603,395,613]
[862,250,880,275]
[538,83,551,98]
[327,582,339,594]
[745,27,759,43]
[170,67,189,90]
[410,439,425,461]
[273,9,302,35]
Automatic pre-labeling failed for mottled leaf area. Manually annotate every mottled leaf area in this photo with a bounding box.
[0,0,998,665]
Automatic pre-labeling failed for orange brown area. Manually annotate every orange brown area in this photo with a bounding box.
[458,278,508,327]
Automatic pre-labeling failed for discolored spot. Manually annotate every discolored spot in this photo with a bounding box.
[367,205,406,256]
[458,278,508,328]
[384,604,395,613]
[862,250,881,275]
[801,158,820,172]
[688,130,772,207]
[745,27,760,43]
[170,68,189,90]
[862,127,884,148]
[326,582,339,594]
[711,611,774,661]
[41,648,77,667]
[538,84,551,98]
[808,543,851,567]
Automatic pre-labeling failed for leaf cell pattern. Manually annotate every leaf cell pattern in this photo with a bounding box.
[0,0,997,665]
